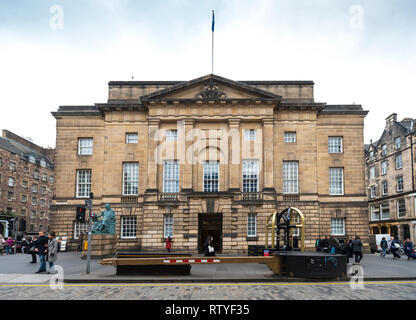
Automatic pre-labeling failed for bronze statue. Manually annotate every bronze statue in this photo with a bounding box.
[92,203,116,235]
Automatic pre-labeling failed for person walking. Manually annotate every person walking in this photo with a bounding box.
[351,236,363,264]
[34,231,48,273]
[389,236,401,259]
[29,236,38,263]
[380,237,388,258]
[404,238,416,260]
[5,237,14,255]
[47,232,58,274]
[204,236,215,257]
[342,239,353,264]
[165,236,172,253]
[0,235,5,255]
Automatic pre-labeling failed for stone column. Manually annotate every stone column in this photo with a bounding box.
[182,119,195,191]
[262,118,274,190]
[228,119,241,191]
[147,119,160,191]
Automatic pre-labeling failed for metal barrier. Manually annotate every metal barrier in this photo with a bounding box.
[99,255,282,275]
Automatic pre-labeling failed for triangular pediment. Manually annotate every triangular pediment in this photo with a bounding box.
[140,74,282,103]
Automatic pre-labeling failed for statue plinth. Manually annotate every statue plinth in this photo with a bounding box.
[81,234,116,259]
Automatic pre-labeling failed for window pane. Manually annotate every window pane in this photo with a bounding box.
[328,137,343,153]
[381,202,390,220]
[166,130,178,141]
[284,132,296,143]
[78,138,93,155]
[164,214,174,238]
[329,168,344,195]
[76,170,92,197]
[397,199,406,217]
[203,161,219,192]
[121,216,137,238]
[247,213,257,236]
[283,162,298,194]
[244,129,256,141]
[331,218,345,235]
[126,133,138,144]
[123,163,139,195]
[163,161,179,193]
[242,160,259,192]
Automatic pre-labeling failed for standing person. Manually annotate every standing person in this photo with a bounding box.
[29,236,38,263]
[380,237,388,258]
[204,236,215,257]
[34,231,48,273]
[315,237,321,252]
[329,236,339,254]
[389,236,401,259]
[0,235,5,255]
[321,236,329,253]
[342,239,353,264]
[5,237,14,255]
[76,232,84,252]
[165,236,172,253]
[404,238,416,260]
[351,236,363,264]
[47,232,58,274]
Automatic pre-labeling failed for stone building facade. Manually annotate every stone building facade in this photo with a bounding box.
[51,74,369,253]
[365,114,416,242]
[0,130,55,236]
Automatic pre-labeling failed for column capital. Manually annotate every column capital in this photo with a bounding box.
[228,118,241,127]
[148,118,161,126]
[183,118,196,126]
[262,118,274,126]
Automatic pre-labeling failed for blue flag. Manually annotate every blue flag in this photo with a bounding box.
[212,11,215,32]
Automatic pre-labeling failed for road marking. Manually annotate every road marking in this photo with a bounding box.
[0,280,416,288]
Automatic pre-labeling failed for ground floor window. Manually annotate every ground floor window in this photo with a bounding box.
[164,214,173,238]
[247,213,257,237]
[331,218,345,236]
[74,221,89,239]
[121,216,137,239]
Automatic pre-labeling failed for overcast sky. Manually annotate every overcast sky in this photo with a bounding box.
[0,0,415,148]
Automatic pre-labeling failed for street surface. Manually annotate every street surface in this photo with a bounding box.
[0,281,416,300]
[0,251,416,300]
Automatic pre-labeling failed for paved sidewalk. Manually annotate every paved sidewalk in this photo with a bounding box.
[0,251,415,283]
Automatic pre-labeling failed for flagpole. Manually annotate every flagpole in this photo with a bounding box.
[211,10,214,75]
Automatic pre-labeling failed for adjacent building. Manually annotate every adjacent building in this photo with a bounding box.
[51,74,369,253]
[366,113,416,241]
[0,130,55,237]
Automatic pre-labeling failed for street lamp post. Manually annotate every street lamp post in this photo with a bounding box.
[86,193,93,274]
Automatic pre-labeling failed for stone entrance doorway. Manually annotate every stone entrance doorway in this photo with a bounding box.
[198,213,223,254]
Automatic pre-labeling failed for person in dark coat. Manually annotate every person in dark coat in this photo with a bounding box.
[389,236,401,259]
[404,238,416,260]
[342,239,353,264]
[321,236,329,253]
[29,236,38,263]
[204,236,215,257]
[34,231,48,273]
[351,236,363,264]
[315,237,321,252]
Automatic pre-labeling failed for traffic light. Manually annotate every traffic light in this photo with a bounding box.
[76,206,86,223]
[7,219,15,236]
